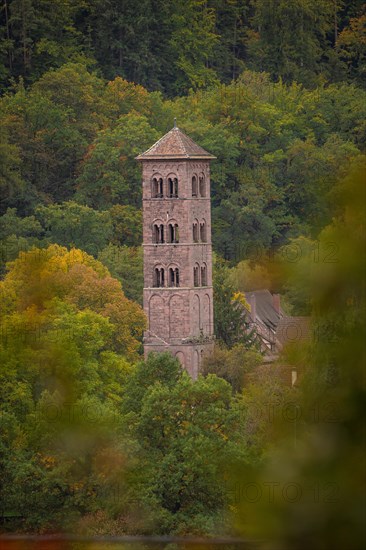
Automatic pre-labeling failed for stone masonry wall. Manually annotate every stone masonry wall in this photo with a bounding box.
[141,158,214,374]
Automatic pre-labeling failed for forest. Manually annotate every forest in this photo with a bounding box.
[0,0,365,547]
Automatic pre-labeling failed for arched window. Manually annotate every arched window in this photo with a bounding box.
[152,177,163,198]
[193,264,200,287]
[153,223,164,243]
[200,221,207,242]
[193,221,199,243]
[152,178,158,197]
[201,263,207,286]
[192,175,198,197]
[169,267,179,287]
[199,174,205,197]
[168,177,178,198]
[168,223,179,243]
[153,267,165,287]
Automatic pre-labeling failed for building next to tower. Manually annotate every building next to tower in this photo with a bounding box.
[136,123,216,378]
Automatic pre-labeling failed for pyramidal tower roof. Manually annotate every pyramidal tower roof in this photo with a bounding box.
[136,123,216,161]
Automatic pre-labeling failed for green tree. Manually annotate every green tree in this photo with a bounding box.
[98,244,143,305]
[0,246,138,531]
[283,135,360,234]
[202,344,262,393]
[213,257,257,348]
[109,204,142,248]
[248,0,333,86]
[75,113,159,209]
[0,0,91,88]
[1,244,146,358]
[0,207,42,240]
[121,352,182,415]
[0,128,24,213]
[209,0,251,82]
[233,159,366,550]
[168,0,219,94]
[0,64,106,206]
[0,207,45,275]
[336,9,366,87]
[35,201,113,256]
[87,0,158,87]
[230,260,272,292]
[122,353,245,534]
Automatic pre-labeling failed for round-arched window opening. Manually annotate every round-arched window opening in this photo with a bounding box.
[168,223,179,243]
[193,264,200,287]
[192,175,198,197]
[153,267,165,287]
[168,176,178,198]
[201,263,207,286]
[153,223,164,243]
[152,176,163,198]
[193,220,199,243]
[200,221,207,243]
[199,174,206,197]
[168,267,180,287]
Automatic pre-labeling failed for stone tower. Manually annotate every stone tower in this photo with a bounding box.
[136,124,216,378]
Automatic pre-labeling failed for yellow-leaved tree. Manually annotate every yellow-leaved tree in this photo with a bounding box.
[1,244,146,359]
[0,244,146,530]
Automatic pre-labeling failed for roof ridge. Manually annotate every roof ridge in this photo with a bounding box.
[174,127,189,158]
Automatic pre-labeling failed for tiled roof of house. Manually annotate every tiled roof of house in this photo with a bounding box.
[243,289,312,361]
[135,126,216,160]
[245,289,282,331]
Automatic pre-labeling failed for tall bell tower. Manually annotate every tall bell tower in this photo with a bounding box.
[136,123,216,378]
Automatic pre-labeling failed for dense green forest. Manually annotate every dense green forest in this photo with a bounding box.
[1,62,365,307]
[0,0,365,94]
[0,0,365,545]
